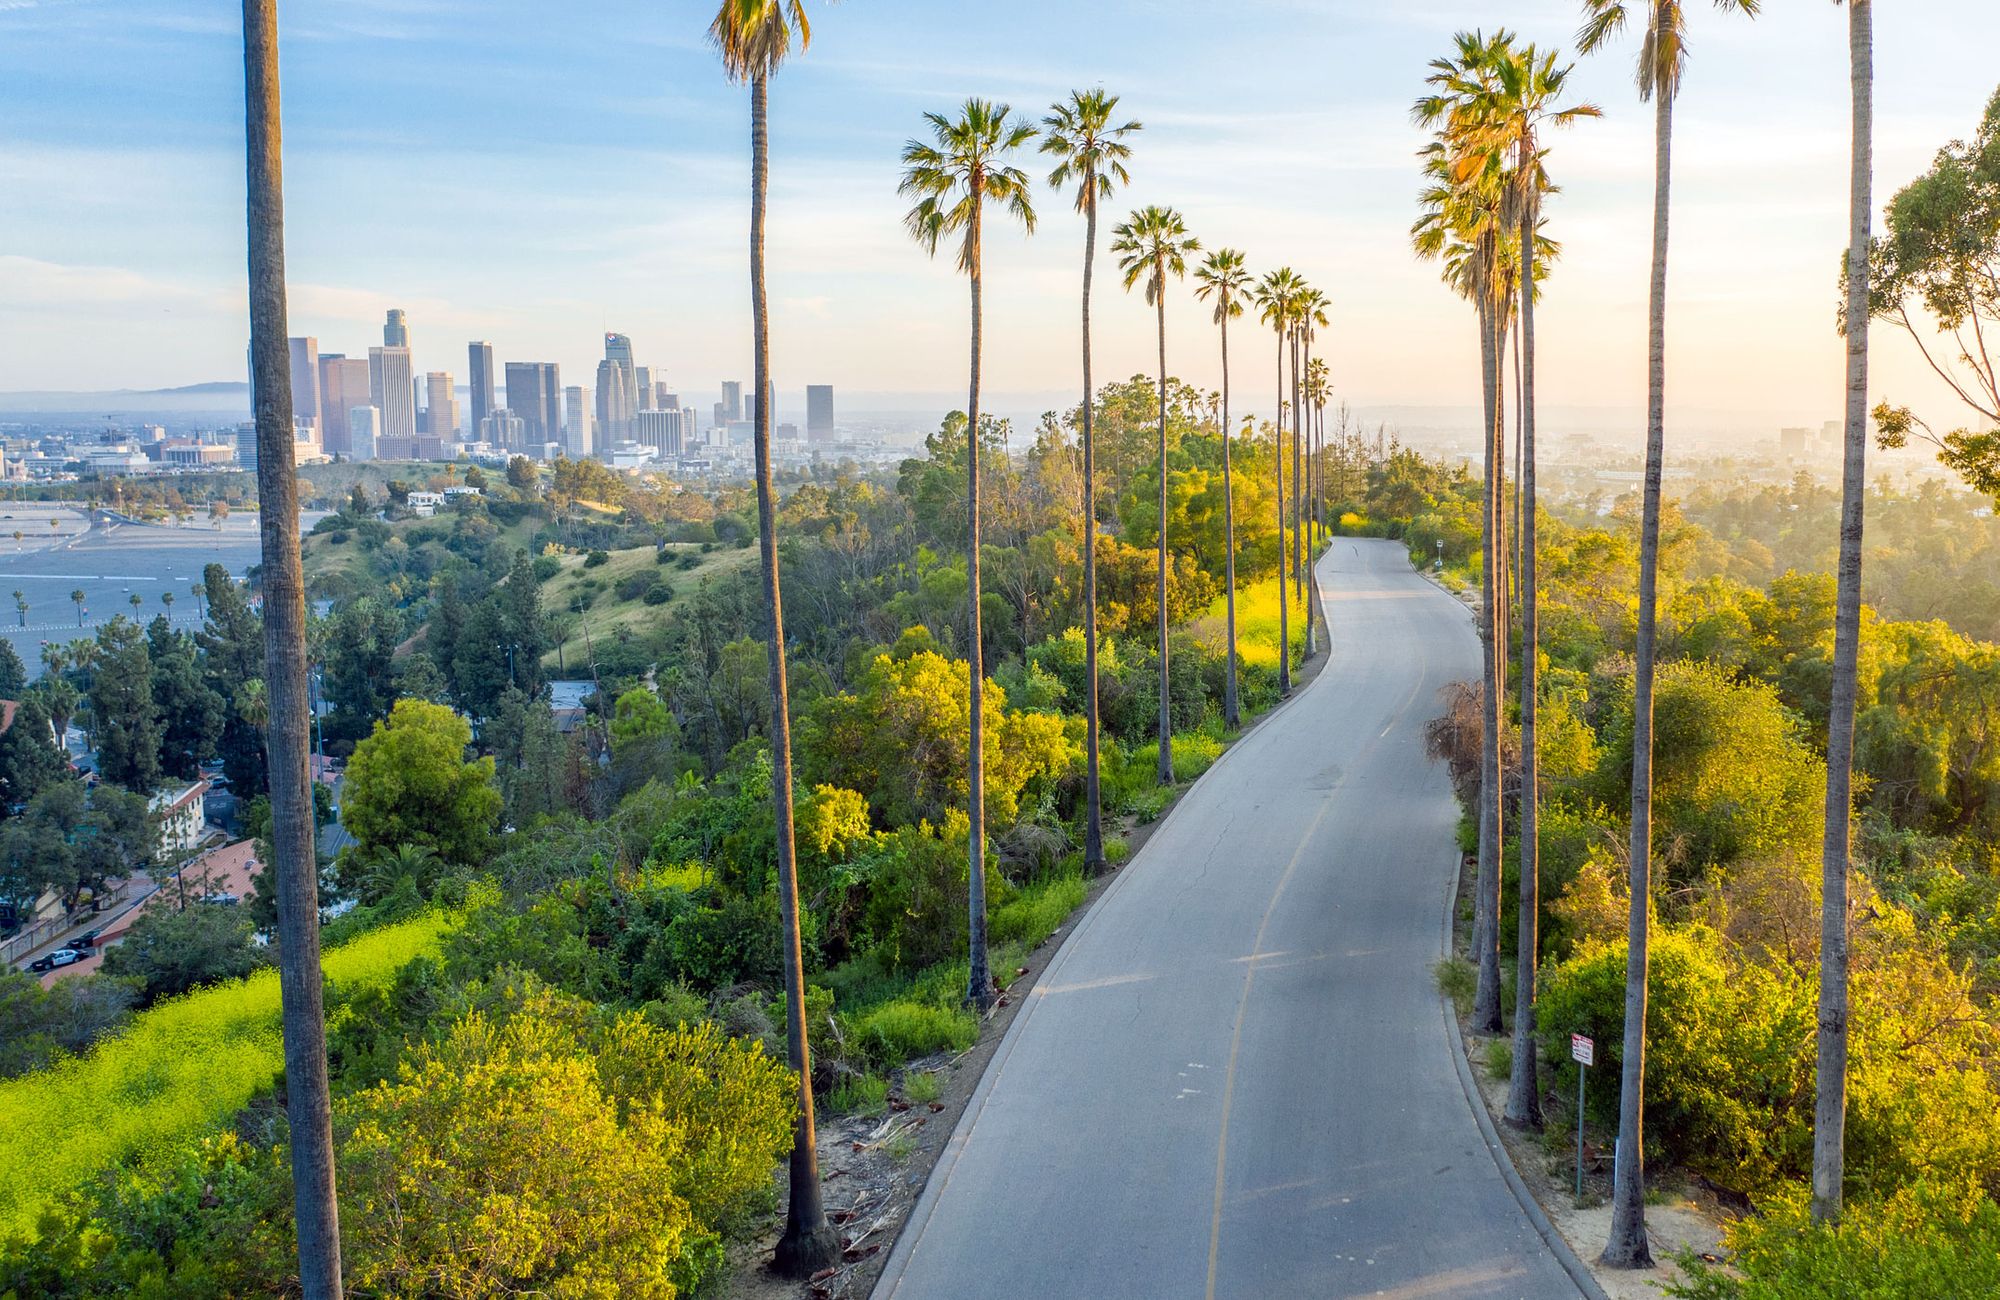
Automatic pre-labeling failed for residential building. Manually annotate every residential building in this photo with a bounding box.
[468,341,495,430]
[150,780,211,857]
[807,384,834,441]
[406,490,446,517]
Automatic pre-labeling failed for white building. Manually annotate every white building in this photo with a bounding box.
[150,780,211,857]
[406,490,447,517]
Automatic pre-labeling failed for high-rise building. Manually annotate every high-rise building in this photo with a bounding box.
[564,386,593,459]
[384,308,409,348]
[721,380,743,422]
[659,389,679,411]
[348,406,381,461]
[807,385,834,442]
[503,362,561,448]
[425,372,458,442]
[596,360,634,451]
[635,366,655,410]
[287,337,321,432]
[468,342,495,430]
[319,354,369,458]
[636,408,692,457]
[603,334,639,425]
[233,423,258,474]
[713,401,727,431]
[369,346,417,454]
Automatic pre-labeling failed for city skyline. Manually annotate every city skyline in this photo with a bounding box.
[1,2,1995,444]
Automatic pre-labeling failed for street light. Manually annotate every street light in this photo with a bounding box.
[1434,539,1444,572]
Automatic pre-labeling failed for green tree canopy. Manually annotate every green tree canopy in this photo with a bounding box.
[343,698,500,868]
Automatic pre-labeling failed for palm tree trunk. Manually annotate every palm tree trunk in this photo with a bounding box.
[1220,312,1241,729]
[241,5,341,1294]
[1080,180,1106,873]
[1293,333,1308,649]
[1155,280,1173,786]
[750,71,838,1278]
[1814,0,1871,1227]
[1511,328,1523,621]
[965,190,993,1013]
[1603,84,1676,1273]
[1506,194,1544,1131]
[1301,334,1317,658]
[1472,296,1507,1036]
[1274,331,1290,697]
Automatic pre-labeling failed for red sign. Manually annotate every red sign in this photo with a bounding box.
[1571,1034,1595,1066]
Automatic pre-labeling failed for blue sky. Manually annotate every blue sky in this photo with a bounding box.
[2,0,1995,441]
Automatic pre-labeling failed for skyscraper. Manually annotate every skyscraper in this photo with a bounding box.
[368,346,416,454]
[425,372,458,442]
[384,309,409,348]
[636,408,691,457]
[564,386,593,459]
[603,334,639,425]
[319,354,369,458]
[596,362,633,452]
[287,337,321,432]
[721,380,743,422]
[807,385,834,442]
[468,342,495,430]
[504,362,561,448]
[348,406,381,461]
[635,366,654,410]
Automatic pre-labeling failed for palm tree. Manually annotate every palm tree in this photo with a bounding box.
[1113,206,1200,786]
[900,98,1037,1012]
[1194,249,1253,728]
[1041,89,1139,874]
[162,590,176,620]
[1577,0,1760,1268]
[235,677,270,734]
[70,589,85,627]
[1253,268,1303,696]
[1815,0,1872,1227]
[191,581,207,623]
[1305,356,1331,555]
[128,593,143,615]
[241,2,342,1293]
[11,591,23,629]
[709,0,838,1274]
[1294,287,1330,653]
[1461,37,1601,1133]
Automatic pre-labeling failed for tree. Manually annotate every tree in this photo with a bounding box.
[900,98,1038,1012]
[1815,0,1872,1227]
[343,699,500,868]
[321,597,402,745]
[0,695,71,812]
[1041,88,1138,873]
[0,639,24,697]
[70,589,84,628]
[1253,268,1304,696]
[1576,0,1761,1267]
[147,617,225,781]
[101,902,267,1006]
[708,0,837,1276]
[12,592,25,629]
[1292,287,1329,652]
[1113,206,1200,785]
[198,564,267,797]
[241,1,342,1285]
[1195,249,1253,729]
[90,616,161,793]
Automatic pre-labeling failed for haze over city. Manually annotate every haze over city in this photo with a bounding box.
[3,0,1995,442]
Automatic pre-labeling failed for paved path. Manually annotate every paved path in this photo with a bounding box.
[873,538,1581,1300]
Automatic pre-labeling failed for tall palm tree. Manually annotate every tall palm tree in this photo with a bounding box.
[11,591,23,629]
[70,589,85,627]
[1294,287,1329,651]
[1253,269,1302,696]
[1577,0,1760,1267]
[708,0,837,1273]
[900,99,1038,1012]
[1815,0,1871,1227]
[1113,206,1200,786]
[1194,249,1252,728]
[1465,37,1601,1133]
[1305,356,1331,555]
[240,2,341,1292]
[1041,89,1139,874]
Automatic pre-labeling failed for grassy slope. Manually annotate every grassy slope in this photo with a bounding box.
[541,541,757,670]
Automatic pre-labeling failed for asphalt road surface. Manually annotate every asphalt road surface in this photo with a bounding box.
[873,538,1583,1300]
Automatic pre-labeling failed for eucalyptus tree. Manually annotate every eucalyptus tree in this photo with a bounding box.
[1576,0,1762,1268]
[900,99,1037,1011]
[1466,36,1601,1134]
[1194,248,1253,728]
[1042,89,1139,872]
[710,0,838,1273]
[1253,268,1304,696]
[1815,0,1872,1227]
[241,1,341,1292]
[1114,206,1200,786]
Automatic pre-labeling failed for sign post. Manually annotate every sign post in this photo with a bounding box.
[1571,1033,1594,1199]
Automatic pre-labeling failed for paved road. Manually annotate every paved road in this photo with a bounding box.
[874,538,1582,1300]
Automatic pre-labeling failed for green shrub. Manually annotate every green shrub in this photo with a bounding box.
[850,999,978,1069]
[989,869,1086,948]
[584,548,610,568]
[1435,956,1476,1015]
[1171,730,1225,783]
[903,1069,942,1105]
[828,1074,889,1117]
[642,581,674,606]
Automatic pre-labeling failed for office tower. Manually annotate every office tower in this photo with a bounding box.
[659,389,679,410]
[713,401,726,431]
[425,372,458,442]
[564,386,593,459]
[287,337,321,432]
[504,361,561,447]
[596,360,634,450]
[480,409,524,446]
[368,346,416,453]
[636,409,688,457]
[319,354,369,458]
[348,407,380,460]
[233,423,258,474]
[603,334,639,419]
[468,342,495,430]
[635,366,655,410]
[384,308,409,348]
[721,380,743,422]
[807,385,834,442]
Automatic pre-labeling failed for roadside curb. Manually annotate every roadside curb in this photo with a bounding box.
[1438,851,1610,1300]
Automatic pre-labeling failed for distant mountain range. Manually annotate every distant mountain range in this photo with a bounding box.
[0,383,251,416]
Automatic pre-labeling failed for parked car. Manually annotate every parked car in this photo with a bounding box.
[28,948,83,973]
[199,892,239,907]
[68,929,100,950]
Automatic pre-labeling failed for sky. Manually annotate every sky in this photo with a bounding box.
[2,0,1996,444]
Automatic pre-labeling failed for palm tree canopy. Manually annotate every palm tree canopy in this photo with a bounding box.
[1253,267,1305,335]
[1576,0,1761,104]
[1112,206,1199,304]
[900,99,1039,272]
[1296,286,1331,344]
[709,0,814,83]
[1041,89,1141,212]
[1194,248,1253,326]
